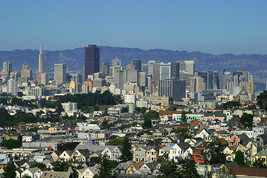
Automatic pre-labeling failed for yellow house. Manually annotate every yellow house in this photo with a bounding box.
[252,149,267,165]
[126,161,144,175]
[47,127,57,133]
[146,148,157,163]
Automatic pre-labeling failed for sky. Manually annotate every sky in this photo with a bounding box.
[1,0,267,54]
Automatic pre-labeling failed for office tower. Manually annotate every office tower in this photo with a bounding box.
[40,72,48,85]
[7,78,17,96]
[188,76,206,92]
[152,63,160,86]
[138,71,147,87]
[160,62,172,80]
[131,59,141,72]
[171,62,180,80]
[126,69,138,83]
[21,63,32,79]
[247,79,255,101]
[3,62,12,73]
[69,73,82,83]
[31,87,43,96]
[112,56,121,67]
[100,62,110,75]
[83,45,100,82]
[38,44,44,73]
[198,71,221,90]
[54,64,67,84]
[113,69,126,89]
[142,64,148,73]
[159,79,186,101]
[147,60,156,76]
[177,60,195,76]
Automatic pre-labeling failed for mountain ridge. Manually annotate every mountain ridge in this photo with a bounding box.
[0,46,266,83]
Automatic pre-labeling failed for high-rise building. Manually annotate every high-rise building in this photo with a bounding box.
[40,72,48,85]
[152,63,160,86]
[138,71,147,87]
[54,64,67,84]
[171,62,180,80]
[160,62,172,80]
[83,45,100,82]
[131,59,141,72]
[3,62,12,73]
[112,56,121,67]
[159,79,186,101]
[188,76,206,92]
[147,60,156,76]
[7,78,17,96]
[177,60,195,76]
[198,71,222,90]
[100,62,110,75]
[38,44,44,73]
[21,63,32,79]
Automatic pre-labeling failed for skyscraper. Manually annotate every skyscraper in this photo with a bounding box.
[131,59,141,72]
[54,64,67,84]
[159,79,185,101]
[38,43,44,73]
[100,62,110,75]
[7,78,17,96]
[83,45,100,82]
[21,63,32,79]
[3,62,12,73]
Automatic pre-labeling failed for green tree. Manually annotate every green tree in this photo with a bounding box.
[240,113,253,128]
[181,110,187,123]
[159,160,178,178]
[2,139,22,149]
[140,107,146,114]
[106,137,125,146]
[135,107,141,113]
[252,158,267,168]
[142,118,152,129]
[234,150,245,166]
[178,155,199,178]
[174,128,191,139]
[94,156,114,178]
[3,162,16,178]
[143,110,159,120]
[30,163,46,169]
[120,137,132,162]
[257,90,267,111]
[204,137,226,164]
[121,107,128,113]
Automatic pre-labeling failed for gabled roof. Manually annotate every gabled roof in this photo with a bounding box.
[132,161,144,170]
[116,161,133,170]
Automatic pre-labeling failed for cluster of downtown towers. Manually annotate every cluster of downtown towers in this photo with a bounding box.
[82,44,186,101]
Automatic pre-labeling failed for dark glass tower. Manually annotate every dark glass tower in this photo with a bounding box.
[83,44,100,82]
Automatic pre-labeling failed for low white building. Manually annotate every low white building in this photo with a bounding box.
[62,102,77,112]
[77,123,100,131]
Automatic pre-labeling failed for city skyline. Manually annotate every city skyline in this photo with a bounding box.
[1,1,267,54]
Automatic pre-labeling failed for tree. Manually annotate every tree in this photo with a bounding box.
[252,158,267,168]
[120,137,132,162]
[257,90,267,111]
[174,128,191,139]
[240,113,253,128]
[135,107,141,113]
[2,139,22,149]
[159,160,178,177]
[204,137,226,164]
[143,110,159,120]
[142,118,152,129]
[106,137,125,146]
[94,156,114,178]
[234,150,245,166]
[30,162,46,169]
[140,107,146,114]
[178,155,199,178]
[181,110,187,123]
[3,162,16,178]
[121,107,128,113]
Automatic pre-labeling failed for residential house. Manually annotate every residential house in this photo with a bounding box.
[125,161,144,175]
[77,166,98,178]
[71,149,90,163]
[59,150,73,162]
[252,149,267,165]
[113,161,133,175]
[195,128,211,141]
[132,145,146,162]
[51,151,63,162]
[21,167,43,178]
[146,148,157,163]
[41,166,73,178]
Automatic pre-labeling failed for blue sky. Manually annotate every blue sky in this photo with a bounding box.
[1,0,267,54]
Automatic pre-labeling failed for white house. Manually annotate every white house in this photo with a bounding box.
[21,167,43,178]
[77,166,98,178]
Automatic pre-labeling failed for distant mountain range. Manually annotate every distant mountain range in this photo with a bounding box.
[0,46,266,84]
